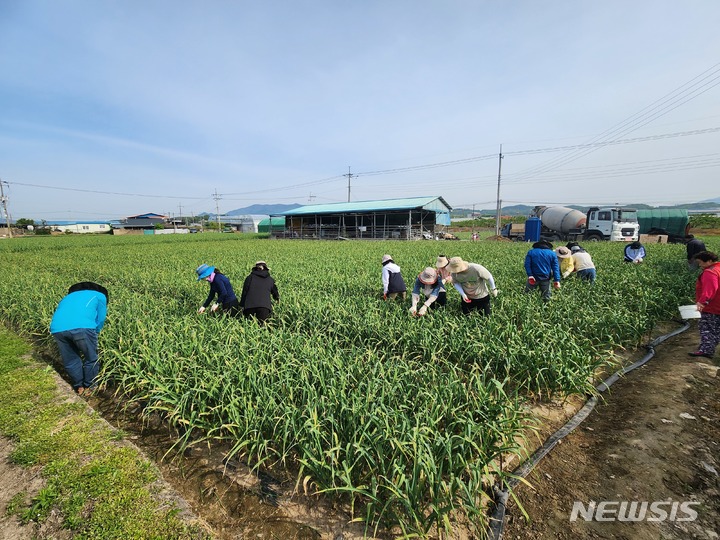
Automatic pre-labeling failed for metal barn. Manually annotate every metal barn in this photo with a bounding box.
[271,196,452,240]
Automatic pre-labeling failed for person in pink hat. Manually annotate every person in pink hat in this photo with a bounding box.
[409,267,446,316]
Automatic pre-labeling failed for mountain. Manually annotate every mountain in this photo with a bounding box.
[226,203,302,216]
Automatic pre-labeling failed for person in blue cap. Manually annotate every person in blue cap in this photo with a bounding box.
[195,263,241,317]
[50,281,108,395]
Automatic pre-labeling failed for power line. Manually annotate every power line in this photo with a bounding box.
[8,181,207,199]
[508,63,720,180]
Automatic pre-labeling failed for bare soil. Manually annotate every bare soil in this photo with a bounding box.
[1,322,718,539]
[504,321,720,540]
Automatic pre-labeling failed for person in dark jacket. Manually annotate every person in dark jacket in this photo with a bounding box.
[50,282,109,395]
[196,263,241,317]
[624,241,646,263]
[686,235,706,269]
[240,261,280,324]
[524,240,561,302]
[381,254,407,301]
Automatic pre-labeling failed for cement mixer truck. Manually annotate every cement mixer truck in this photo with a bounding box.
[530,205,640,242]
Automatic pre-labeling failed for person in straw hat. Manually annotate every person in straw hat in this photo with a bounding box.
[409,267,446,316]
[240,260,280,324]
[446,257,497,316]
[381,254,407,301]
[555,246,575,279]
[435,254,453,284]
[195,263,242,317]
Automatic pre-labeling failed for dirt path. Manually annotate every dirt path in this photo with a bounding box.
[504,321,720,539]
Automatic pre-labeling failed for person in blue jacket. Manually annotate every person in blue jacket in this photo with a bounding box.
[524,240,561,302]
[50,282,108,395]
[196,263,241,317]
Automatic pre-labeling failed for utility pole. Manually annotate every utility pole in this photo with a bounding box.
[213,189,221,232]
[472,203,476,237]
[495,144,503,237]
[178,203,185,227]
[0,179,13,238]
[345,166,355,203]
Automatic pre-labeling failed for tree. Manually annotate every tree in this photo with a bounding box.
[15,218,35,229]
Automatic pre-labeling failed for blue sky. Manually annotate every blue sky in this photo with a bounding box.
[1,1,720,220]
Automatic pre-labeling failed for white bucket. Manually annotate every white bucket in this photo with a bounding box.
[678,304,701,319]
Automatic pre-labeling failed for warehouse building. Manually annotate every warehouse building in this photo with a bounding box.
[45,221,111,234]
[271,196,452,240]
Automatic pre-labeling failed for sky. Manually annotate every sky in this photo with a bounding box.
[1,0,720,221]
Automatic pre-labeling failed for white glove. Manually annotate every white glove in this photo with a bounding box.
[418,305,428,316]
[210,303,220,312]
[491,288,498,298]
[409,305,418,316]
[198,306,206,314]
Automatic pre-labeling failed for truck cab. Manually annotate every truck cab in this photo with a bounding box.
[500,222,524,241]
[585,207,639,241]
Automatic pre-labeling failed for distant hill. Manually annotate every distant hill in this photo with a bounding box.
[226,203,302,216]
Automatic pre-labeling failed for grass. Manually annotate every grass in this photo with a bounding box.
[0,326,211,539]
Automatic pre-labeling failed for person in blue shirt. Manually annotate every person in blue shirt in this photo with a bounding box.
[409,267,446,316]
[50,282,108,395]
[196,263,241,316]
[624,241,646,263]
[524,241,561,302]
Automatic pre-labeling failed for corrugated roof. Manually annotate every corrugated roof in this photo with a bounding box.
[277,196,452,216]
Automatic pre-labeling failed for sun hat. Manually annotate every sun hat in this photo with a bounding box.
[435,255,449,269]
[555,246,571,258]
[195,264,215,281]
[381,254,393,264]
[447,256,469,273]
[254,260,271,270]
[418,267,438,285]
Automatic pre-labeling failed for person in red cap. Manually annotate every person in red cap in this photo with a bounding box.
[409,267,446,316]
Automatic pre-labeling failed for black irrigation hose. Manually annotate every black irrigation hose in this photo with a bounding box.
[487,320,691,540]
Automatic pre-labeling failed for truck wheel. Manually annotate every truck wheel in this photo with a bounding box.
[586,234,603,242]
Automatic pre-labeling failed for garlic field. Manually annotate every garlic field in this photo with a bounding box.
[0,233,703,537]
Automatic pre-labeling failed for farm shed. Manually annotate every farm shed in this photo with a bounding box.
[258,217,286,233]
[271,196,452,240]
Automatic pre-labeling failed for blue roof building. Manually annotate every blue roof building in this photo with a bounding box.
[271,196,452,240]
